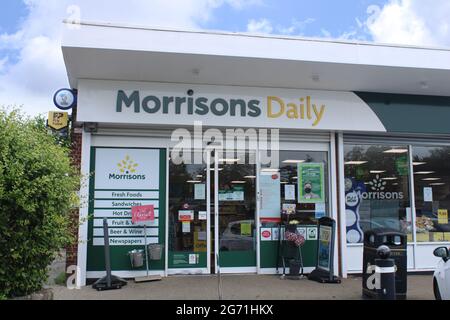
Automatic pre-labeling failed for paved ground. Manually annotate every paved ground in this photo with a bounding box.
[52,274,434,300]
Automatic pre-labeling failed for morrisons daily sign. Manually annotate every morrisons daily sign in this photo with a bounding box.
[77,79,387,132]
[117,90,326,127]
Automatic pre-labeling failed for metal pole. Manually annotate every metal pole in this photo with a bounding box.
[103,218,112,288]
[144,224,149,277]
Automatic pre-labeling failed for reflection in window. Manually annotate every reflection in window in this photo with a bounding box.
[344,144,411,244]
[413,146,450,242]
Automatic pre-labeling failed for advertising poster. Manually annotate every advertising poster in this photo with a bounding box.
[318,225,332,271]
[298,163,325,203]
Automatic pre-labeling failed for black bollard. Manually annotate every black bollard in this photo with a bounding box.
[375,245,396,300]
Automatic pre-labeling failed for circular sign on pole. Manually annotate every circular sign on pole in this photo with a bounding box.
[53,88,77,110]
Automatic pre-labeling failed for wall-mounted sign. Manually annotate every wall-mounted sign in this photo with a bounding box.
[53,88,77,110]
[77,80,387,132]
[47,111,69,130]
[91,148,161,249]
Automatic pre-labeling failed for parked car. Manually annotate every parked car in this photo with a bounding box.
[220,220,255,251]
[433,246,450,300]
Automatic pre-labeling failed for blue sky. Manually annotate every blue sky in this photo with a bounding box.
[0,0,449,115]
[0,1,28,34]
[1,0,388,42]
[204,0,386,39]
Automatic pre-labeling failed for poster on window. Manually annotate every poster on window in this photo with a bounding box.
[260,172,281,218]
[298,163,325,203]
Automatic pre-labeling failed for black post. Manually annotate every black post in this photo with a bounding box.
[375,245,396,300]
[103,218,112,288]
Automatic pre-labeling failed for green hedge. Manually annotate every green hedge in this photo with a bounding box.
[0,108,80,298]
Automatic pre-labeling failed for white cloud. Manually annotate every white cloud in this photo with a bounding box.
[277,18,315,35]
[0,0,262,116]
[366,0,450,47]
[247,18,273,34]
[247,17,315,36]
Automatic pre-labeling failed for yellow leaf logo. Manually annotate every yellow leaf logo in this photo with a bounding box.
[117,155,139,174]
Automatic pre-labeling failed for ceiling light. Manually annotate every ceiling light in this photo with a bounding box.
[414,171,435,175]
[383,148,408,154]
[345,161,368,165]
[370,170,386,174]
[282,160,306,164]
[430,183,445,186]
[261,168,280,173]
[219,158,240,163]
[187,180,202,184]
[231,181,246,184]
[382,177,398,181]
[422,178,441,181]
[244,176,256,179]
[413,162,426,166]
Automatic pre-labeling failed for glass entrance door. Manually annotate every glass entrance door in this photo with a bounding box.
[168,151,209,273]
[210,151,257,273]
[168,149,257,274]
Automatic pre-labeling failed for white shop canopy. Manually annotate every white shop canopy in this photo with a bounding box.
[62,21,450,96]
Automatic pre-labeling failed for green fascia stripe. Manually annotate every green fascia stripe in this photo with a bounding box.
[355,92,450,135]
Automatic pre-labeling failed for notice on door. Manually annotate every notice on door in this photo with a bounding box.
[260,172,281,218]
[194,184,206,200]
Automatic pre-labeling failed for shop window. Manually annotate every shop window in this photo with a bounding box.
[260,150,329,227]
[412,146,450,242]
[344,144,412,244]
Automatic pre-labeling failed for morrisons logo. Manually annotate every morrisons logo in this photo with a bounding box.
[109,155,146,180]
[362,175,404,200]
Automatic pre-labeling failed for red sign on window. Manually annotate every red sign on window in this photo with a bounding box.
[131,205,155,224]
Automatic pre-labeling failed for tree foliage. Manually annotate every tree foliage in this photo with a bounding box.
[0,108,79,298]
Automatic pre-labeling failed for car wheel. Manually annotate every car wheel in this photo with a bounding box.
[433,278,442,300]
